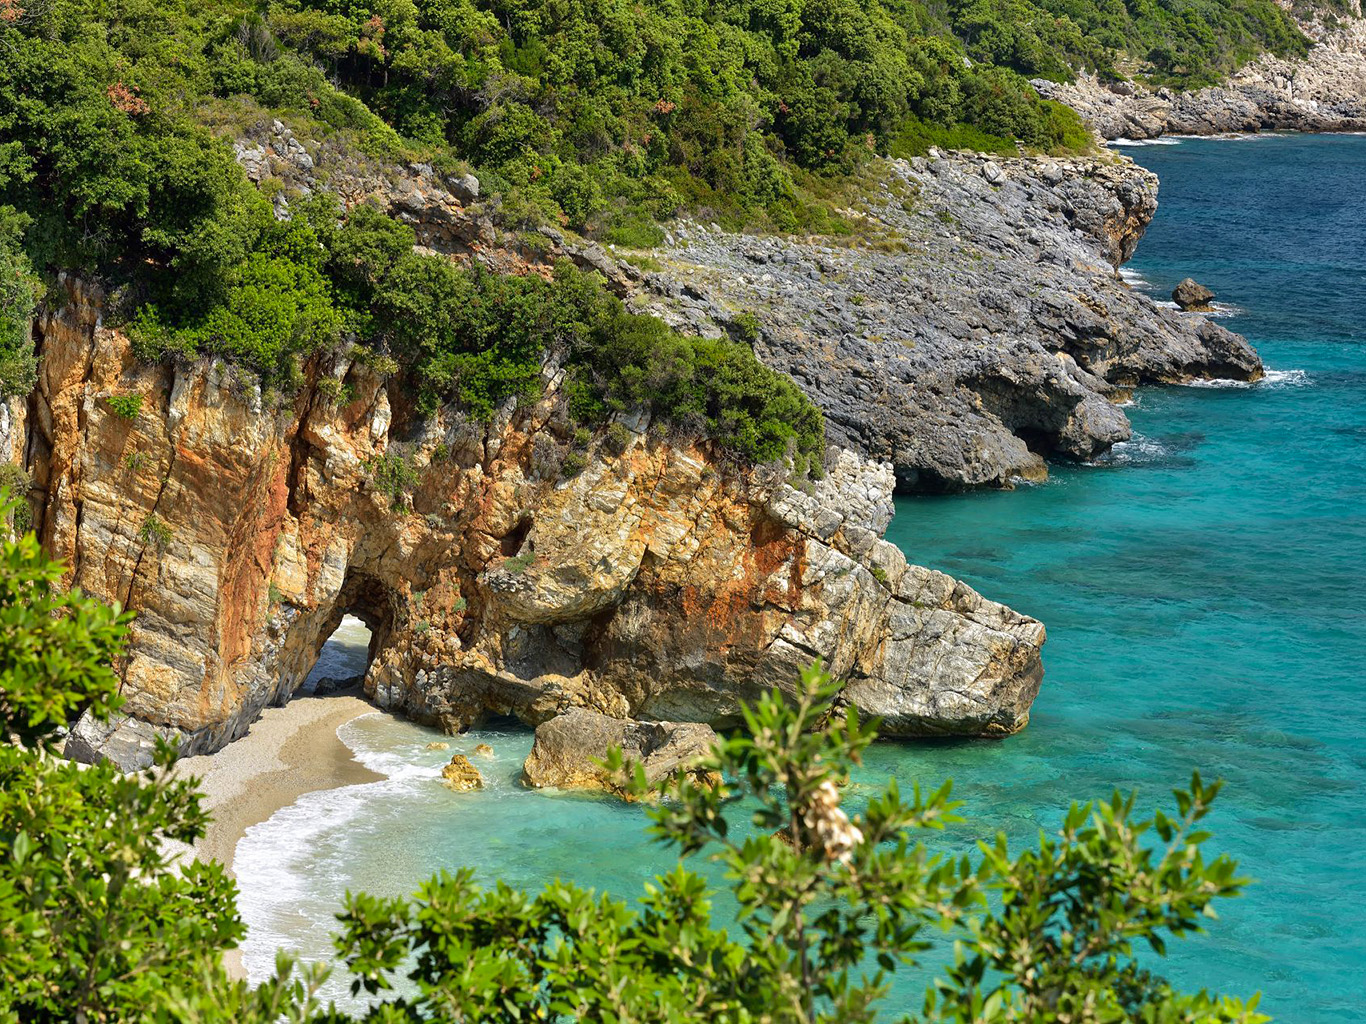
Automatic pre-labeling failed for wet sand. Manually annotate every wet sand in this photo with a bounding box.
[170,688,384,978]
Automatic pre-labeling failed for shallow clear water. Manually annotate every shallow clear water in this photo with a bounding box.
[235,136,1366,1020]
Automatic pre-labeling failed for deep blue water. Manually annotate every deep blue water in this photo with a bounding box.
[883,135,1366,1020]
[235,135,1366,1020]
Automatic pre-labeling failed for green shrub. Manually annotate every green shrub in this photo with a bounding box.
[365,451,420,511]
[602,422,634,457]
[106,395,144,421]
[138,514,173,551]
[0,467,31,536]
[733,311,762,343]
[560,451,587,478]
[0,208,41,398]
[502,551,537,574]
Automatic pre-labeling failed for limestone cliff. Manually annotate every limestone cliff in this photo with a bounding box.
[4,278,1044,769]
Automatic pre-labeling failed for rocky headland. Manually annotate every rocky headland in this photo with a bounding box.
[6,275,1045,769]
[629,153,1260,491]
[1035,6,1366,139]
[2,125,1264,770]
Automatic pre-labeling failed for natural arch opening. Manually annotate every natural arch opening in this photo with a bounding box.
[294,571,400,700]
[301,614,374,696]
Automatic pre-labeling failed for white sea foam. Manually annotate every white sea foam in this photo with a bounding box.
[1095,434,1169,466]
[1109,137,1182,147]
[1183,368,1310,389]
[233,767,388,984]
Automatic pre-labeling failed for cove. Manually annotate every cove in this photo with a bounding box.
[234,135,1366,1021]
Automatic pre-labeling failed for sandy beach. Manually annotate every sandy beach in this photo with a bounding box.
[175,688,383,872]
[169,689,384,977]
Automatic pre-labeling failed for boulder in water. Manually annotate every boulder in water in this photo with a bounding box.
[522,708,718,799]
[441,754,483,791]
[472,743,494,757]
[1172,277,1216,311]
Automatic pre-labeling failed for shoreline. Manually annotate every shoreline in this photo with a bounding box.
[171,688,386,979]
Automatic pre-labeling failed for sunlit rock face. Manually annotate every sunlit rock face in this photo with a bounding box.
[10,278,1044,770]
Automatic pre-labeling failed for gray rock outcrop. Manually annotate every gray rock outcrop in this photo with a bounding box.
[635,153,1260,491]
[1035,12,1366,140]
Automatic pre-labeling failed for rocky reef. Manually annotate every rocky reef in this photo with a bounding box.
[4,278,1045,768]
[1035,10,1366,139]
[633,153,1260,491]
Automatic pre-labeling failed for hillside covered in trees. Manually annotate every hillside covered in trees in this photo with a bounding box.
[0,0,1309,467]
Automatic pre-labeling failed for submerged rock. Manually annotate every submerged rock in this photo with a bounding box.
[441,754,483,791]
[472,743,494,757]
[425,741,450,751]
[1172,278,1216,311]
[521,708,718,797]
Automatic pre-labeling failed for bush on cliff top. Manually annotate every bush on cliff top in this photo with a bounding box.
[0,207,41,398]
[131,199,825,468]
[0,546,1268,1022]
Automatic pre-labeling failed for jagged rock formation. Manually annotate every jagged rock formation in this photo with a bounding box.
[634,153,1260,491]
[441,754,483,791]
[1173,278,1217,311]
[521,709,718,797]
[2,278,1045,769]
[1035,10,1366,139]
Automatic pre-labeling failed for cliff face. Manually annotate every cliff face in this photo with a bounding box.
[1036,11,1366,139]
[6,279,1044,769]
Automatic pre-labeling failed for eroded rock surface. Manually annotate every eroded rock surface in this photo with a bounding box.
[635,154,1259,490]
[1173,278,1216,311]
[12,278,1045,768]
[521,708,718,796]
[441,754,483,791]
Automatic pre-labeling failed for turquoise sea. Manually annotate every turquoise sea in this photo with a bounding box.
[234,135,1366,1021]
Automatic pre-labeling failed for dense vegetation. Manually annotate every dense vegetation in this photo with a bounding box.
[0,208,40,397]
[129,197,824,466]
[0,515,1268,1022]
[0,0,1308,466]
[950,0,1310,87]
